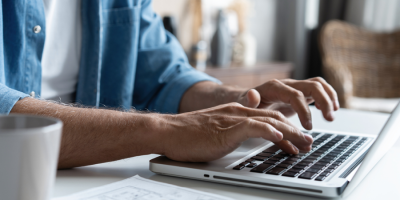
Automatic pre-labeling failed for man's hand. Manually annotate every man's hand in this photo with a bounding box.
[237,77,339,130]
[160,103,313,162]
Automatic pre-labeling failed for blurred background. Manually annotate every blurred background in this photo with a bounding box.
[153,0,400,113]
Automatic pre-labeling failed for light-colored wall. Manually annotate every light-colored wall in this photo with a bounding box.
[346,0,400,32]
[152,0,278,62]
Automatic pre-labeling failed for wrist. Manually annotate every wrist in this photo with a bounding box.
[214,85,247,104]
[127,112,169,156]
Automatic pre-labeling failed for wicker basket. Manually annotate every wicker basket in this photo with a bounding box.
[319,20,400,108]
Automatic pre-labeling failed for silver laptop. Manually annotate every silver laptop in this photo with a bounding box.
[150,104,400,198]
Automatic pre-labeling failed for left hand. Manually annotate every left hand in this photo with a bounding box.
[237,77,340,130]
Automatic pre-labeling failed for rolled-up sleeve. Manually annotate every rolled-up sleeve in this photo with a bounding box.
[132,0,220,113]
[0,84,29,114]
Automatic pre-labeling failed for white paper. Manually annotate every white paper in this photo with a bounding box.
[52,175,234,200]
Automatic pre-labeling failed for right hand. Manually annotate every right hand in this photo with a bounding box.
[158,103,313,162]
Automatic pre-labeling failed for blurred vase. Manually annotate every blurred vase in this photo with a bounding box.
[210,10,232,67]
[233,31,256,67]
[190,40,208,71]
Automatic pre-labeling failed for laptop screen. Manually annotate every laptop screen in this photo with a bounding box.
[342,102,400,197]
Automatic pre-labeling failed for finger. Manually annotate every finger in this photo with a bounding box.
[230,118,283,143]
[308,77,340,111]
[268,80,313,130]
[274,140,300,154]
[221,104,291,123]
[283,79,334,121]
[251,117,313,151]
[237,89,261,108]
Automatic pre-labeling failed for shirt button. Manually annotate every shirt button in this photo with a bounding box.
[30,91,35,97]
[33,25,41,33]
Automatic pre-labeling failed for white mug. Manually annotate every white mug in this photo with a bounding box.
[0,114,63,200]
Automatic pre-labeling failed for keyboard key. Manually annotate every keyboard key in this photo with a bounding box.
[282,171,298,177]
[257,152,273,157]
[323,155,336,159]
[302,158,316,162]
[305,168,320,173]
[306,155,319,159]
[311,132,320,137]
[233,165,245,170]
[281,160,297,165]
[263,160,277,164]
[250,164,272,173]
[274,154,285,158]
[319,171,331,177]
[327,165,338,170]
[269,157,281,161]
[314,162,329,167]
[251,156,268,161]
[298,172,316,179]
[278,152,290,156]
[245,159,255,163]
[276,164,291,168]
[263,145,280,153]
[286,157,301,161]
[292,165,307,169]
[297,161,313,166]
[332,161,342,166]
[324,168,335,173]
[266,167,286,175]
[289,154,303,158]
[247,163,257,168]
[319,158,333,163]
[312,152,323,156]
[239,162,249,167]
[287,168,302,173]
[315,175,326,181]
[309,165,325,170]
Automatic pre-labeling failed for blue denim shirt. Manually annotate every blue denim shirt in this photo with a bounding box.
[0,0,219,114]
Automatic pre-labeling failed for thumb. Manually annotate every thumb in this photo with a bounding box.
[237,89,261,108]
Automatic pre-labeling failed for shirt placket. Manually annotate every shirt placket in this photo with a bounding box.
[24,0,46,98]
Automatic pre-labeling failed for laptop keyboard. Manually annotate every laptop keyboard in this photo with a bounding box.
[232,132,369,181]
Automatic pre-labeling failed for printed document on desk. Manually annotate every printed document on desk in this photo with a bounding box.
[52,175,233,200]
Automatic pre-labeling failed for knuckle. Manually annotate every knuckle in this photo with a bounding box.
[244,118,254,126]
[291,90,304,99]
[276,112,286,121]
[266,118,278,126]
[312,76,326,83]
[225,102,243,112]
[268,79,281,86]
[270,110,285,120]
[311,81,324,90]
[288,126,300,135]
[228,102,242,108]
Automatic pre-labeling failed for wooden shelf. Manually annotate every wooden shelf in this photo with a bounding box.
[204,62,293,88]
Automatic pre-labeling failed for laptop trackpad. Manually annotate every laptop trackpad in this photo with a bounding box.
[235,138,269,153]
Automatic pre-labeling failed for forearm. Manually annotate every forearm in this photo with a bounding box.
[11,98,164,169]
[179,81,246,113]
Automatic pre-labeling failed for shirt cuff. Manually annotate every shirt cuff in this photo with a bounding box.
[151,70,221,114]
[0,84,30,114]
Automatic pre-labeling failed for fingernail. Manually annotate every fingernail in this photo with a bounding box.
[305,120,313,130]
[335,100,340,109]
[304,134,314,144]
[328,111,335,120]
[275,130,283,140]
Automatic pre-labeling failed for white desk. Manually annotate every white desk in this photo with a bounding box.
[53,107,400,199]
